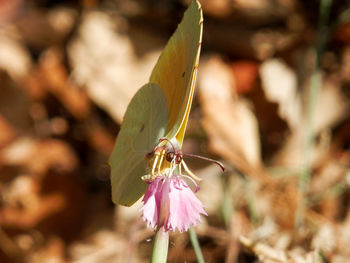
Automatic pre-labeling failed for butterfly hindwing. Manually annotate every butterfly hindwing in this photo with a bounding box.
[110,83,169,206]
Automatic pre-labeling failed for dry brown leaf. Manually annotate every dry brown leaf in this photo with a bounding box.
[47,7,77,38]
[15,7,76,50]
[0,115,16,149]
[226,211,251,262]
[336,211,350,257]
[240,235,288,262]
[197,57,302,227]
[233,0,272,11]
[28,237,66,263]
[0,30,32,80]
[193,0,232,17]
[86,124,115,155]
[0,138,78,174]
[240,236,322,263]
[335,21,350,45]
[309,157,347,194]
[0,175,66,229]
[273,78,350,168]
[260,58,301,130]
[24,48,91,119]
[0,0,23,26]
[231,60,259,94]
[69,230,142,263]
[206,21,298,60]
[312,80,350,134]
[341,46,350,82]
[68,11,160,123]
[198,56,261,169]
[311,224,336,254]
[39,49,91,119]
[0,70,32,132]
[0,193,66,229]
[257,178,299,228]
[116,200,143,228]
[196,164,224,215]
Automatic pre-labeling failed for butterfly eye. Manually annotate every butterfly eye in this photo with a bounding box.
[166,152,175,162]
[175,154,182,164]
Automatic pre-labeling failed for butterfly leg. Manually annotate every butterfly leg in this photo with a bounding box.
[182,160,202,181]
[157,150,165,174]
[151,153,160,176]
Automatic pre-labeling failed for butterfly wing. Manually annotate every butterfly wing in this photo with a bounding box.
[110,1,202,206]
[149,0,203,146]
[110,83,168,206]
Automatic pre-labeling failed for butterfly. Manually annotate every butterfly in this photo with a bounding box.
[110,0,203,206]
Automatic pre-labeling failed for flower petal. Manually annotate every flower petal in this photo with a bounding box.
[140,177,163,229]
[141,176,207,232]
[165,177,207,232]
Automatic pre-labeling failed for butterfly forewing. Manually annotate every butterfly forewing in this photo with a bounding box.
[149,0,203,146]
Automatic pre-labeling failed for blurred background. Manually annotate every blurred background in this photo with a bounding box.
[0,0,349,262]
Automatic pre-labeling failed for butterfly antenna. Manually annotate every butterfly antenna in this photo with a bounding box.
[182,153,225,172]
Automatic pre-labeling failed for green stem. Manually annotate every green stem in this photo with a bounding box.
[221,175,233,227]
[151,227,169,263]
[189,227,205,263]
[296,0,332,227]
[246,179,260,225]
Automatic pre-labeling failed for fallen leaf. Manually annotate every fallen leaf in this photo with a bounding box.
[198,56,261,169]
[0,175,65,229]
[0,115,16,149]
[28,237,66,263]
[39,48,91,120]
[0,30,32,80]
[1,138,78,174]
[231,60,259,94]
[68,11,160,123]
[260,58,301,130]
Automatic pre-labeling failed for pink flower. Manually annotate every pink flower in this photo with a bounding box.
[141,176,207,232]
